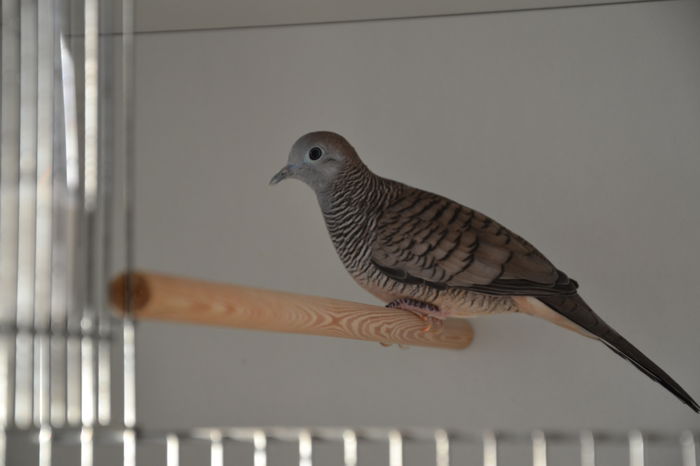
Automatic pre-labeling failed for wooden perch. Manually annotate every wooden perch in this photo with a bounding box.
[109,272,473,350]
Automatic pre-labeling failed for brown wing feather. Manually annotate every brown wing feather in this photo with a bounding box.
[372,189,577,296]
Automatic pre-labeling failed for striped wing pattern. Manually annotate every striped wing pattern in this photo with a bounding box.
[371,189,577,296]
[370,187,699,412]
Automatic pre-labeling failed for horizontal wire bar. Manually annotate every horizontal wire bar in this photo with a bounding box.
[0,322,116,339]
[76,0,681,37]
[4,426,697,447]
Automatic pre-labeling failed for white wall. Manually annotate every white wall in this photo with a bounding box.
[132,0,700,462]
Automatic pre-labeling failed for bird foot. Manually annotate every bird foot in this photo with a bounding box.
[386,298,447,333]
[379,341,410,349]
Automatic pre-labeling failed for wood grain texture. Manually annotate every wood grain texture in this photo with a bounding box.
[109,272,473,350]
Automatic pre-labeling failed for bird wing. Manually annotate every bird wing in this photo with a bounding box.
[371,189,577,296]
[372,187,700,412]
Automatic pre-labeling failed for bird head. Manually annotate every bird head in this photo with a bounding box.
[269,131,360,193]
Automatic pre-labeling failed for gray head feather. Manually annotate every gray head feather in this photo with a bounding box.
[269,131,363,193]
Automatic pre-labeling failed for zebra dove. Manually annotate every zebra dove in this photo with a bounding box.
[269,131,699,412]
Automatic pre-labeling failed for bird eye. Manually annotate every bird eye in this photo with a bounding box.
[308,147,323,161]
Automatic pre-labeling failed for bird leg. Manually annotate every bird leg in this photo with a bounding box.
[386,298,447,332]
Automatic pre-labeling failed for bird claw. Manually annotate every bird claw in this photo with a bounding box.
[386,298,447,333]
[414,313,444,333]
[379,342,409,349]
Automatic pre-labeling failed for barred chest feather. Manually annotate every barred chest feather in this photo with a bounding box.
[318,170,518,316]
[320,189,384,279]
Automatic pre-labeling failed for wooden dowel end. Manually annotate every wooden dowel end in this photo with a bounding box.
[109,272,473,350]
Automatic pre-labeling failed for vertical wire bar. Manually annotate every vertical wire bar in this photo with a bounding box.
[121,0,137,438]
[59,33,82,426]
[389,430,403,466]
[342,430,357,466]
[39,425,53,466]
[31,177,52,423]
[65,335,81,424]
[57,0,81,430]
[96,239,112,425]
[532,431,548,466]
[80,337,95,426]
[166,433,180,466]
[48,0,69,427]
[48,219,68,427]
[580,431,596,466]
[253,430,267,466]
[15,0,39,428]
[65,5,84,418]
[95,0,113,425]
[48,167,68,429]
[61,0,83,430]
[122,317,136,428]
[483,431,498,466]
[84,0,99,214]
[33,0,55,428]
[299,429,313,466]
[81,426,94,466]
[0,429,5,465]
[94,183,112,425]
[681,431,696,466]
[1,0,22,439]
[95,238,112,425]
[123,428,136,466]
[629,431,644,466]
[210,431,224,466]
[81,0,100,433]
[435,429,450,466]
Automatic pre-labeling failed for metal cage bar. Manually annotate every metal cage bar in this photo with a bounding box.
[298,429,313,466]
[1,0,698,465]
[682,431,697,466]
[1,0,134,463]
[0,0,22,453]
[253,429,268,466]
[15,0,39,429]
[388,429,403,466]
[4,426,697,465]
[580,430,596,466]
[483,430,498,466]
[166,433,179,466]
[629,430,645,466]
[434,429,450,466]
[342,429,357,466]
[532,430,548,466]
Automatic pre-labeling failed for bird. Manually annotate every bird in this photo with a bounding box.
[269,130,699,413]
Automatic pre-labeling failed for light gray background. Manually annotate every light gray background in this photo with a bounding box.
[130,0,626,33]
[132,0,699,460]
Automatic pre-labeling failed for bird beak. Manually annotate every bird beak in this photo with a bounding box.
[269,164,294,185]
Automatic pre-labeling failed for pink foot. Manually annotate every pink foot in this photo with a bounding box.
[386,298,447,332]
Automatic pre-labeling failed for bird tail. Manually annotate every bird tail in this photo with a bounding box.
[538,294,700,413]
